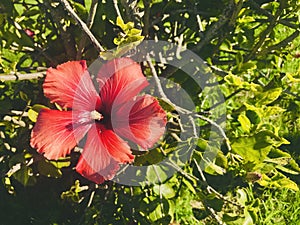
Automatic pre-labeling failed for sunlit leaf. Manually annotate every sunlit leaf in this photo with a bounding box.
[28,104,48,122]
[238,112,251,133]
[153,183,176,199]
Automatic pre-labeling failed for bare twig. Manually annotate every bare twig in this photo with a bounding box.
[76,0,99,59]
[207,206,226,225]
[258,30,300,56]
[193,159,244,209]
[59,0,105,53]
[193,159,207,183]
[7,110,29,117]
[248,0,299,29]
[145,54,188,114]
[113,0,122,20]
[193,0,236,52]
[87,190,95,207]
[165,159,199,182]
[245,2,284,61]
[0,71,46,81]
[146,54,231,153]
[194,114,231,152]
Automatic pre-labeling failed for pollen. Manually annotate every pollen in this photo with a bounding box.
[90,110,103,121]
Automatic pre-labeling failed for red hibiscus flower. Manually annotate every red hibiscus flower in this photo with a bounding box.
[30,58,167,184]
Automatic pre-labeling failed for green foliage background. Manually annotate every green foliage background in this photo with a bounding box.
[0,0,300,224]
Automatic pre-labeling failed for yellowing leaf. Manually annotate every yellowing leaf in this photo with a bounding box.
[116,16,134,32]
[276,177,299,191]
[28,104,48,122]
[231,134,272,163]
[224,74,244,86]
[255,88,282,106]
[238,113,251,133]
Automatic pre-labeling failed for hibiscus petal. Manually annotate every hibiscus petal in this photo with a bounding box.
[30,109,91,160]
[44,60,101,110]
[97,58,148,113]
[76,124,134,183]
[75,157,106,184]
[113,95,167,149]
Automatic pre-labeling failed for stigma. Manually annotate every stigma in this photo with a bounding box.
[90,110,103,121]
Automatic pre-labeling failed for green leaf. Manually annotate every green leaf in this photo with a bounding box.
[238,113,251,133]
[231,134,272,163]
[84,0,92,11]
[61,180,87,202]
[204,161,226,175]
[146,165,168,184]
[276,177,299,191]
[255,88,282,106]
[240,62,257,72]
[224,74,244,86]
[28,104,48,122]
[265,150,300,175]
[205,194,224,212]
[134,148,164,166]
[153,183,176,199]
[236,52,244,66]
[182,178,196,195]
[37,160,62,178]
[50,158,71,169]
[264,157,291,166]
[13,165,36,186]
[215,150,228,169]
[246,110,261,125]
[258,173,299,191]
[116,17,134,32]
[275,165,299,175]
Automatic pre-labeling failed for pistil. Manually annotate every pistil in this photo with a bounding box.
[90,110,103,121]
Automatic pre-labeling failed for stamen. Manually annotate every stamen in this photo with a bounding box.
[90,110,103,121]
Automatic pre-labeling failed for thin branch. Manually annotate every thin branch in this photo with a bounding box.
[258,30,300,56]
[193,0,236,52]
[7,110,29,117]
[113,0,122,20]
[193,159,207,183]
[146,55,188,114]
[0,71,46,81]
[207,206,226,225]
[248,0,299,29]
[194,114,231,152]
[245,2,284,61]
[76,0,99,59]
[146,54,231,153]
[165,159,199,182]
[193,159,244,209]
[86,0,99,29]
[87,190,95,207]
[59,0,105,53]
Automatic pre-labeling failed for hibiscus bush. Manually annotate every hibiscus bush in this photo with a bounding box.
[1,0,300,224]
